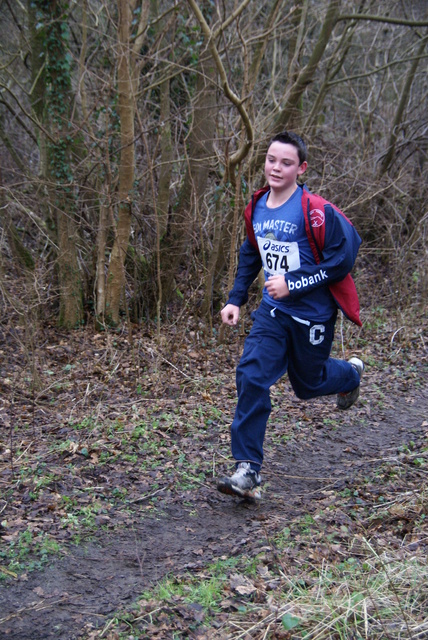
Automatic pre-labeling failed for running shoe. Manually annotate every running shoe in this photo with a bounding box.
[337,357,364,410]
[217,462,262,499]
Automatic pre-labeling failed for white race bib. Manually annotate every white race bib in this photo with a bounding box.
[257,236,301,275]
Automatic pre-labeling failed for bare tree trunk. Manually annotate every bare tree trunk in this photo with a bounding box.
[305,16,359,135]
[274,0,341,131]
[105,0,135,325]
[27,0,48,177]
[159,49,217,305]
[377,37,427,178]
[103,0,148,325]
[285,1,308,89]
[157,76,172,239]
[55,200,83,327]
[0,167,34,273]
[95,182,110,322]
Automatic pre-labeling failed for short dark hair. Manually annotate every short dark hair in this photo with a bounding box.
[268,131,307,165]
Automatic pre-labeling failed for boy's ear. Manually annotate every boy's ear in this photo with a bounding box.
[298,161,308,175]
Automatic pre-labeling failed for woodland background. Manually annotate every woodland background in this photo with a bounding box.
[0,0,426,333]
[1,3,428,638]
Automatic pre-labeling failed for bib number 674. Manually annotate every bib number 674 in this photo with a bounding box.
[266,252,289,273]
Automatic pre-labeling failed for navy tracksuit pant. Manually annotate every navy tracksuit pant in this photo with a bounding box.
[231,300,360,472]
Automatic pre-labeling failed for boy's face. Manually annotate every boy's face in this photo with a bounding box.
[264,141,307,193]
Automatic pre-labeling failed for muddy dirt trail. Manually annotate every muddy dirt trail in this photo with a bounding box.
[1,383,427,640]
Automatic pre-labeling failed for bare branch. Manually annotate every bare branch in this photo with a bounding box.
[338,14,428,28]
[186,0,253,167]
[327,51,428,88]
[212,0,252,39]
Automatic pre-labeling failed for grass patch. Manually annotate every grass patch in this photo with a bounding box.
[0,529,63,579]
[270,539,427,639]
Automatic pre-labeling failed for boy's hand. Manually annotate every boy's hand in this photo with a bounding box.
[221,304,240,326]
[266,275,290,299]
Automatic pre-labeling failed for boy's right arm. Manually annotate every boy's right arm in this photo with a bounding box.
[221,238,262,323]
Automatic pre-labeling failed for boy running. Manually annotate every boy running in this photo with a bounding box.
[217,131,363,500]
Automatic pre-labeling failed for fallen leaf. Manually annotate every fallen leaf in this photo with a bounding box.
[230,573,257,596]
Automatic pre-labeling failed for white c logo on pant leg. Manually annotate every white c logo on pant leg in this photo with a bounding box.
[310,324,325,345]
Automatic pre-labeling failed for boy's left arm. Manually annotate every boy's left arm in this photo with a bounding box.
[285,205,361,299]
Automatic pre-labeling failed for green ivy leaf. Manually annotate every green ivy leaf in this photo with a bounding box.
[281,613,300,630]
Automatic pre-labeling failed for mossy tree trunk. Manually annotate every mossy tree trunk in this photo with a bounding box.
[32,0,83,328]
